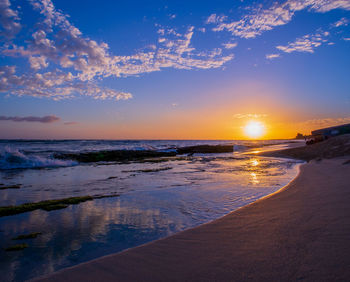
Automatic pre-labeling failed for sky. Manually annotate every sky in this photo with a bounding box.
[0,0,349,139]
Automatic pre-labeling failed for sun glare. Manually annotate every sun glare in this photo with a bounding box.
[244,121,265,139]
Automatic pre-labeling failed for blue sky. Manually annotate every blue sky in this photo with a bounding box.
[0,0,349,139]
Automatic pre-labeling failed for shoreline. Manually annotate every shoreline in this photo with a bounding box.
[0,141,302,281]
[34,159,303,280]
[33,135,350,281]
[35,155,350,281]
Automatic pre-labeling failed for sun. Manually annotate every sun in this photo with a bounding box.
[244,121,265,139]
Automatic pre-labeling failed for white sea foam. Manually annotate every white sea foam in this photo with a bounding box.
[0,147,77,169]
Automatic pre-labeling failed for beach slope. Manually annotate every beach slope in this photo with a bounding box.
[260,134,350,161]
[36,155,350,281]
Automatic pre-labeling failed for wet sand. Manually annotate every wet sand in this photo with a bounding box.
[36,156,350,281]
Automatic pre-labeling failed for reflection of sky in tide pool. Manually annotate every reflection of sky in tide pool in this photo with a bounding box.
[0,152,302,281]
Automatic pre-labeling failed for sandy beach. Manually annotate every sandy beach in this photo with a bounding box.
[2,1,350,280]
[35,152,350,281]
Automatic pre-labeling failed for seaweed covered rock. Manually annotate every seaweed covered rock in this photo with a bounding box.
[55,150,177,163]
[177,145,233,154]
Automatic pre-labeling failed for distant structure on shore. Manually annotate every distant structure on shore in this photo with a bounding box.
[295,133,305,139]
[306,123,350,145]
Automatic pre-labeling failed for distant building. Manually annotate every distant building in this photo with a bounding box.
[311,123,350,139]
[295,133,304,139]
[305,123,350,145]
[306,123,350,145]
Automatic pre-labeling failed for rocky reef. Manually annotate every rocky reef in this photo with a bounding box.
[55,145,235,163]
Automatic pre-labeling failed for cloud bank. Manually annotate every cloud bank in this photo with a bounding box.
[0,115,60,123]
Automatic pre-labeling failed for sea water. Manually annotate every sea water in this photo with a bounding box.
[0,139,303,281]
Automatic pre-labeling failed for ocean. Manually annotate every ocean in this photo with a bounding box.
[0,139,303,281]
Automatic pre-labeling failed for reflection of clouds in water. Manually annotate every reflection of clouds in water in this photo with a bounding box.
[0,198,179,281]
[68,200,172,239]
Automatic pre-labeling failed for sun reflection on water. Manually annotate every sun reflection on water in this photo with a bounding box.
[250,172,260,184]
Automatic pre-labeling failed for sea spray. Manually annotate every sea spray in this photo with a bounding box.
[0,147,77,169]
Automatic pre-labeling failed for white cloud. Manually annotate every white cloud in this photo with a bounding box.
[209,0,350,39]
[26,2,233,75]
[1,0,234,100]
[234,113,268,119]
[266,53,281,59]
[276,30,329,53]
[109,26,233,75]
[223,42,238,49]
[311,0,350,12]
[332,17,349,27]
[0,65,132,100]
[268,16,348,58]
[343,37,350,40]
[206,14,227,24]
[0,0,21,39]
[29,55,49,70]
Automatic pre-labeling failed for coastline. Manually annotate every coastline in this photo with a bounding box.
[258,134,350,161]
[35,154,350,281]
[1,139,302,282]
[31,158,302,281]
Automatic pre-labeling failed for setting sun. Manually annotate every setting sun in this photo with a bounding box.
[244,121,266,139]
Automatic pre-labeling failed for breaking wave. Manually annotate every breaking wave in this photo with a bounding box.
[0,147,77,170]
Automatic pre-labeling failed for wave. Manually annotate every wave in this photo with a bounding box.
[0,147,77,170]
[233,145,248,152]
